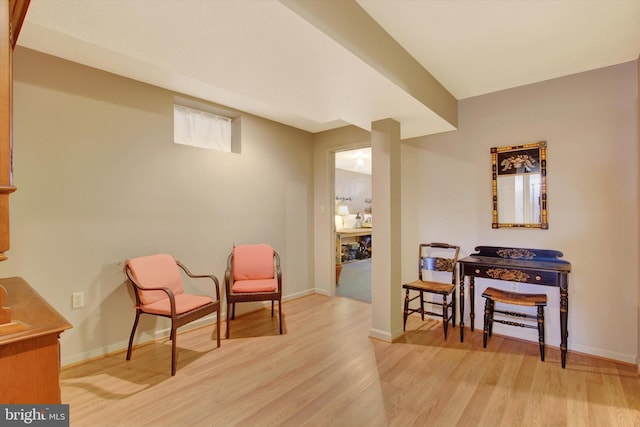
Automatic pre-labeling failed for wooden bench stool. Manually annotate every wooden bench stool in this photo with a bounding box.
[481,287,547,361]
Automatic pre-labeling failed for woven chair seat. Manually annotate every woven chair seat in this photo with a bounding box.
[403,279,455,295]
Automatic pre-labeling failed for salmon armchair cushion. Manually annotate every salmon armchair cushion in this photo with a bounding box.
[231,279,278,293]
[142,293,215,315]
[232,244,275,281]
[127,254,185,305]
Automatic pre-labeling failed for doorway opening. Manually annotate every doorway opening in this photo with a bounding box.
[334,148,372,303]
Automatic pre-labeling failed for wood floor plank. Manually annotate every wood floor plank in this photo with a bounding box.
[60,294,640,426]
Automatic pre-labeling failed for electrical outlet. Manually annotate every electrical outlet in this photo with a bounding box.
[72,292,84,308]
[510,283,519,292]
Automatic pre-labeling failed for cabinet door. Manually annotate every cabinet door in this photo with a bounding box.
[0,334,63,403]
[0,0,30,260]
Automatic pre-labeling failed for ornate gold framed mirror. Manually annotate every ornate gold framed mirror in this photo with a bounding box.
[491,141,548,229]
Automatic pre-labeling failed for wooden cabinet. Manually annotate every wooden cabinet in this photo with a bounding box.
[0,0,70,404]
[0,0,68,403]
[0,0,30,261]
[0,277,71,403]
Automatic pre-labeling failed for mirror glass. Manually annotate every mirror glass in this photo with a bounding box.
[492,141,548,229]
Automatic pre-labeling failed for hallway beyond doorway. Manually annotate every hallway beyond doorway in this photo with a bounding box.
[336,258,371,303]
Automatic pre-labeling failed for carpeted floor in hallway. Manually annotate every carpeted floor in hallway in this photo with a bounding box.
[336,258,371,303]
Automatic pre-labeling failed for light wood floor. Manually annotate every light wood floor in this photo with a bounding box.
[61,294,640,427]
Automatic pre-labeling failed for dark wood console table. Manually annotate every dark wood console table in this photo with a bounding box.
[458,246,571,367]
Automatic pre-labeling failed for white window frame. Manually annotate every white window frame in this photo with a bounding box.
[173,104,232,152]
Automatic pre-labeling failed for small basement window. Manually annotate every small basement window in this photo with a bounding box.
[173,104,232,152]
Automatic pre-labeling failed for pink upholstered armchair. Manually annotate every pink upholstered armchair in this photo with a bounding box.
[125,254,221,375]
[224,244,282,338]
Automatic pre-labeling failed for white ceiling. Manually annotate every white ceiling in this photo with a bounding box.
[16,0,640,140]
[361,0,640,100]
[336,147,371,175]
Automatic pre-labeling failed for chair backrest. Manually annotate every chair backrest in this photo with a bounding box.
[418,243,460,284]
[232,244,275,281]
[126,254,184,305]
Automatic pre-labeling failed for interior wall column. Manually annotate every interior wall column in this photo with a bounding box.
[370,118,402,341]
[636,53,640,372]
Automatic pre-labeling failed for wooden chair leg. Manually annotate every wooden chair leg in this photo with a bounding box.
[278,298,283,334]
[271,300,275,317]
[216,307,221,347]
[226,301,231,339]
[419,291,425,321]
[537,306,545,361]
[232,303,236,319]
[171,325,178,376]
[483,298,491,348]
[403,288,410,331]
[442,294,449,340]
[126,311,141,361]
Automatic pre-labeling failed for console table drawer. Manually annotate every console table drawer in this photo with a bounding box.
[463,264,558,286]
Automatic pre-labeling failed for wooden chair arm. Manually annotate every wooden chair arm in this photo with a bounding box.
[224,269,232,294]
[125,265,178,316]
[224,252,233,294]
[176,260,221,301]
[274,251,282,291]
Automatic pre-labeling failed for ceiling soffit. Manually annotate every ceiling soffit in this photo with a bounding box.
[17,0,457,139]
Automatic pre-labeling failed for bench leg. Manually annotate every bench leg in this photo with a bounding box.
[537,305,546,361]
[483,298,492,348]
[488,300,495,337]
[452,290,457,328]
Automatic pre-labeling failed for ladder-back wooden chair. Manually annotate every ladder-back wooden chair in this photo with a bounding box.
[224,244,282,339]
[402,243,460,339]
[125,254,221,376]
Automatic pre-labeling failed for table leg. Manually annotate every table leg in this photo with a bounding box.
[470,276,475,332]
[459,274,465,342]
[335,233,343,286]
[560,276,569,368]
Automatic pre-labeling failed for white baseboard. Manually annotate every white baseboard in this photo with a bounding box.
[61,289,322,368]
[369,327,392,342]
[64,291,637,369]
[61,314,218,367]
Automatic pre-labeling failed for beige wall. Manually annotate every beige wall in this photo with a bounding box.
[408,60,638,363]
[1,48,315,366]
[3,47,636,367]
[312,61,639,363]
[334,168,371,215]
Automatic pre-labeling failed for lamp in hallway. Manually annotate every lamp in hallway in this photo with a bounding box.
[337,205,349,229]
